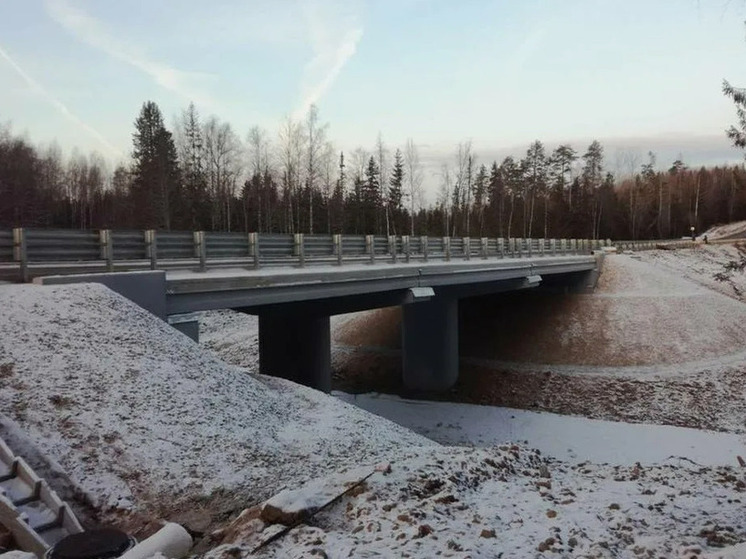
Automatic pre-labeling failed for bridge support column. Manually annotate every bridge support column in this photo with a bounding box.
[402,298,458,391]
[258,314,331,392]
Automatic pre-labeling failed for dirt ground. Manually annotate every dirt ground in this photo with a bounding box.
[332,248,746,434]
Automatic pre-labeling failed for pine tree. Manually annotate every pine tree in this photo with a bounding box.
[178,103,208,229]
[388,148,405,234]
[132,101,181,229]
[487,161,503,237]
[524,140,547,238]
[581,140,604,239]
[331,151,346,233]
[724,79,746,152]
[362,156,380,233]
[473,164,488,235]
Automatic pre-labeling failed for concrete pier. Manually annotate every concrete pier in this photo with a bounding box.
[401,297,459,391]
[258,313,332,392]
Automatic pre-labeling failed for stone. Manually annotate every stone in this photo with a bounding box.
[480,529,496,539]
[416,524,433,538]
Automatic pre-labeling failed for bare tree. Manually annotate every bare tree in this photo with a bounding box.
[277,117,306,233]
[453,141,474,236]
[304,104,328,234]
[404,138,423,235]
[321,141,335,233]
[438,163,452,236]
[203,116,242,230]
[376,133,390,235]
[246,126,272,231]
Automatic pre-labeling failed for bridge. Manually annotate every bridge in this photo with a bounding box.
[1,228,663,392]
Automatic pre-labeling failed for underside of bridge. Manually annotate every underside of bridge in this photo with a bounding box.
[244,268,599,393]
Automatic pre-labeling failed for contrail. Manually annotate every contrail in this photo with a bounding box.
[0,43,122,158]
[46,0,215,109]
[294,0,363,120]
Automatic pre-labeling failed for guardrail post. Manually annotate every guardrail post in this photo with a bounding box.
[528,238,533,257]
[194,231,206,271]
[366,235,375,264]
[517,238,523,258]
[498,237,505,258]
[480,237,488,259]
[144,230,157,270]
[248,232,260,269]
[403,235,411,263]
[539,238,545,257]
[333,234,342,266]
[444,236,451,261]
[464,237,470,260]
[389,235,397,263]
[551,239,557,255]
[294,233,305,267]
[421,236,429,261]
[12,227,28,282]
[99,229,113,272]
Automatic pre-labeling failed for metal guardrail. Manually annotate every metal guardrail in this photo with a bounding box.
[0,228,695,282]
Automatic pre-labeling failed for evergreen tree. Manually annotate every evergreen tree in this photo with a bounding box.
[388,148,405,234]
[178,103,208,229]
[487,161,504,237]
[472,164,488,235]
[362,156,380,233]
[524,140,547,238]
[581,140,605,239]
[132,101,181,229]
[331,151,346,233]
[724,79,746,153]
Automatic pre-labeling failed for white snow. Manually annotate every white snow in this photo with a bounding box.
[0,283,433,517]
[335,392,746,467]
[208,443,746,558]
[703,220,746,240]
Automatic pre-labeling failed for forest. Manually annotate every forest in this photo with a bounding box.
[1,100,745,241]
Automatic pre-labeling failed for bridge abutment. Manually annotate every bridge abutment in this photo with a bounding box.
[258,314,332,392]
[401,297,459,391]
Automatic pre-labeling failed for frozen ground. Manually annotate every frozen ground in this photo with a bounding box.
[703,220,746,241]
[335,393,746,467]
[208,442,746,559]
[0,284,432,533]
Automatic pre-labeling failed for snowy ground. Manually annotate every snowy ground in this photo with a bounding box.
[3,245,746,557]
[703,220,746,241]
[0,284,432,535]
[195,244,746,558]
[335,393,746,467]
[207,442,746,559]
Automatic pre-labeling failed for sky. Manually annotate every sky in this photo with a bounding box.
[1,0,746,189]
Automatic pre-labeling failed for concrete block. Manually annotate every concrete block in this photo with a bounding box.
[35,271,167,320]
[168,313,199,342]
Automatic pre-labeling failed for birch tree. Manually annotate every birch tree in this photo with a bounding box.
[404,138,423,235]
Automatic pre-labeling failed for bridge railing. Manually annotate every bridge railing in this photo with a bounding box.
[0,227,696,282]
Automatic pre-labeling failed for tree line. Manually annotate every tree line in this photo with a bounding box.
[1,100,745,240]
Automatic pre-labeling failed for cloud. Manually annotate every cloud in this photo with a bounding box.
[0,43,122,158]
[45,0,214,108]
[293,0,363,120]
